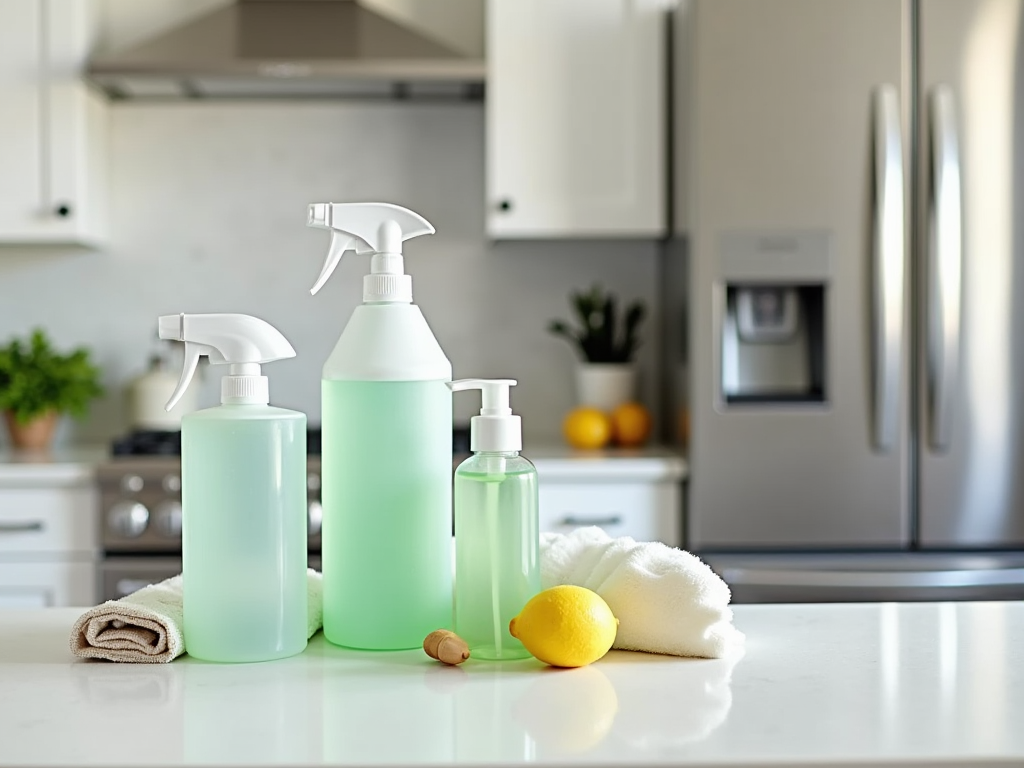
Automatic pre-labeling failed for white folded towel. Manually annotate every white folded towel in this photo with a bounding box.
[540,526,744,659]
[71,568,324,664]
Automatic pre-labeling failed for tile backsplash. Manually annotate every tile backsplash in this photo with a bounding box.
[0,102,659,447]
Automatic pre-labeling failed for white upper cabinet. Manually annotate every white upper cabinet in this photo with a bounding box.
[486,0,667,239]
[0,0,106,246]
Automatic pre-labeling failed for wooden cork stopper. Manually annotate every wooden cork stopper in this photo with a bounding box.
[423,629,470,665]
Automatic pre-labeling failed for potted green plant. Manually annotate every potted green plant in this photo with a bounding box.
[0,329,103,450]
[547,283,646,410]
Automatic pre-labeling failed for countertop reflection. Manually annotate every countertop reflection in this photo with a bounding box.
[3,602,1024,766]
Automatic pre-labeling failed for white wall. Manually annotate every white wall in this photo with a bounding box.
[0,102,660,447]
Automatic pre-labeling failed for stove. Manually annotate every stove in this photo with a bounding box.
[96,429,323,600]
[111,429,182,457]
[110,429,324,457]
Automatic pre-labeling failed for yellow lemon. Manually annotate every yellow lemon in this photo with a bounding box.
[610,401,652,447]
[508,585,618,668]
[562,407,613,450]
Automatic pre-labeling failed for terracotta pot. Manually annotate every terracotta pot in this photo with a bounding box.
[4,411,59,451]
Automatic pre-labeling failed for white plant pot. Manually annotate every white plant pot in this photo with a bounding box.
[575,364,637,411]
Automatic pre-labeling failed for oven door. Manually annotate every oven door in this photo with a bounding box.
[99,556,182,602]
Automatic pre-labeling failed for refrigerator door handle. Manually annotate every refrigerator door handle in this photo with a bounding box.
[872,86,905,452]
[928,86,963,451]
[719,566,1024,589]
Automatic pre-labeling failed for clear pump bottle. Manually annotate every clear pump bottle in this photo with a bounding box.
[450,379,540,660]
[159,313,308,663]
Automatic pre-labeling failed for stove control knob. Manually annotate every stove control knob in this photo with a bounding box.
[162,474,182,494]
[308,500,323,538]
[108,501,149,538]
[154,501,183,538]
[121,474,144,493]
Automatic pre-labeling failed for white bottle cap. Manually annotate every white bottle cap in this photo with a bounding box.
[221,363,269,405]
[448,379,522,452]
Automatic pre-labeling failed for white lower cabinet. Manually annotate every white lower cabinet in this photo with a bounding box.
[0,487,98,555]
[533,451,686,547]
[0,481,98,607]
[0,559,96,608]
[539,481,681,546]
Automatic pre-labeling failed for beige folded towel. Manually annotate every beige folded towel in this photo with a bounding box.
[71,568,324,663]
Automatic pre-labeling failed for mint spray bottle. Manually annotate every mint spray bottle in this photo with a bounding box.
[158,313,308,663]
[450,379,540,660]
[307,202,452,650]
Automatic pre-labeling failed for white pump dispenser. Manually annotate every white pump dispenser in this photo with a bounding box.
[449,379,522,453]
[158,313,295,408]
[306,202,434,301]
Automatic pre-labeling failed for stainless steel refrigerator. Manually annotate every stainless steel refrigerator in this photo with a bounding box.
[666,0,1024,601]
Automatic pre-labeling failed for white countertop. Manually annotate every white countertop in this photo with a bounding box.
[0,444,687,484]
[525,445,687,482]
[0,446,107,486]
[2,601,1022,767]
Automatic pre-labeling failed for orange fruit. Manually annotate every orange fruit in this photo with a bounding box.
[562,407,613,449]
[610,402,651,447]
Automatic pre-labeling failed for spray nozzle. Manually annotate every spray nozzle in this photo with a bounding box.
[448,379,521,452]
[157,313,295,410]
[306,202,434,301]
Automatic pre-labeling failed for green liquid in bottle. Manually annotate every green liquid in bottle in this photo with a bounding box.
[321,379,453,649]
[454,453,540,660]
[182,405,308,663]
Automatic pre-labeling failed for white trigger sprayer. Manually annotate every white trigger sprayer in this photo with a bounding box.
[306,202,434,300]
[157,313,296,410]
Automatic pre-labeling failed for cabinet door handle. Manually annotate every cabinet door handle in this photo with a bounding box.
[559,515,623,527]
[0,521,45,533]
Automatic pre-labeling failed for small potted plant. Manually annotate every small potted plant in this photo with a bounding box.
[547,283,646,410]
[0,329,103,450]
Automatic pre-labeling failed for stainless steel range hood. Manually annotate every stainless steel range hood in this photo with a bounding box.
[87,0,485,100]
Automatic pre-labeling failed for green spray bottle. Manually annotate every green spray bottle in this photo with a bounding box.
[158,313,308,663]
[450,379,540,660]
[307,202,452,650]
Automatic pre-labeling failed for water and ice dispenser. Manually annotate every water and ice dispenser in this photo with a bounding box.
[722,284,826,403]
